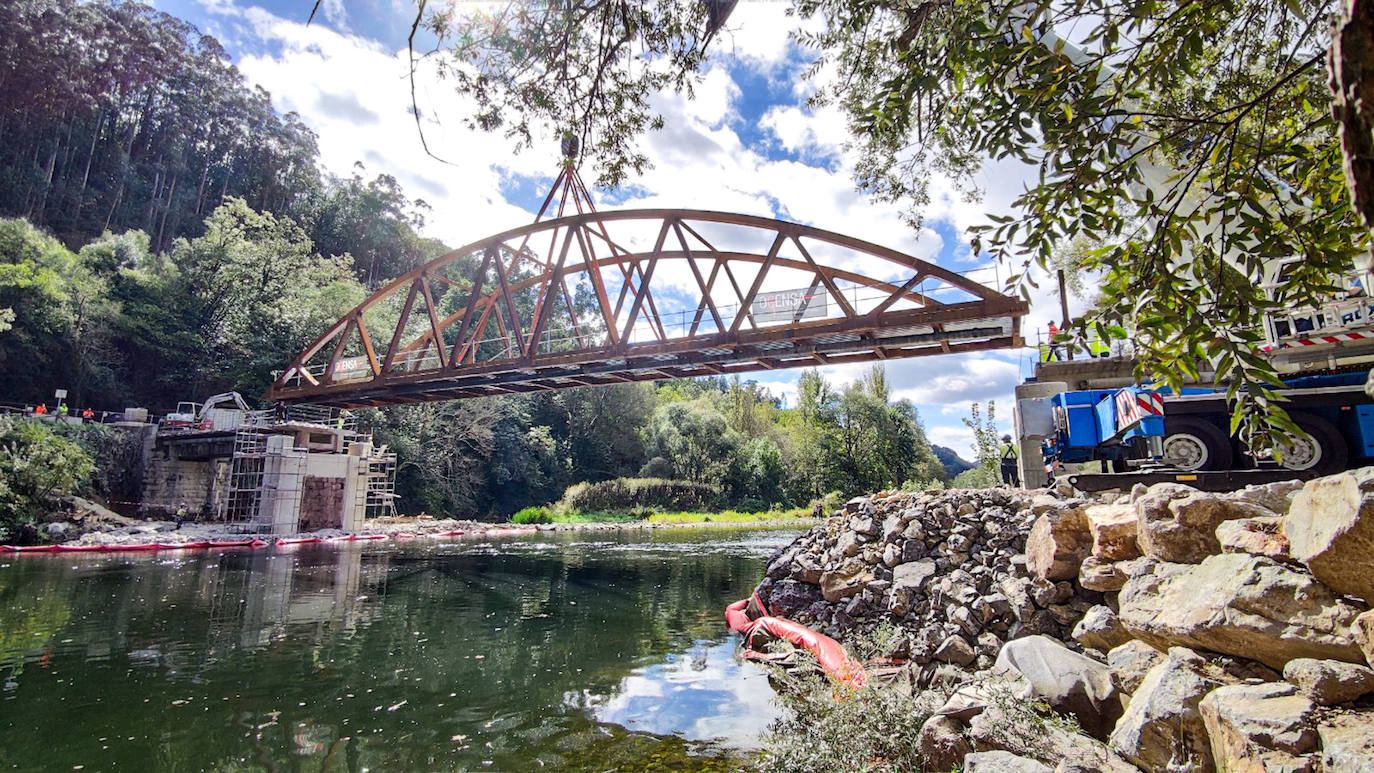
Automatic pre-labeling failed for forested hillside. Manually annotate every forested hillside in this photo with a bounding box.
[0,0,445,274]
[0,0,957,519]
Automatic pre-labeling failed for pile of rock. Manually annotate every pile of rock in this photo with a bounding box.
[756,487,1105,671]
[754,470,1374,771]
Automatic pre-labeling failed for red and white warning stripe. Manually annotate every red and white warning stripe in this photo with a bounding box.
[1114,389,1164,429]
[1267,331,1370,350]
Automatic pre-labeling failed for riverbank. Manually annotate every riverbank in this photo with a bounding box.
[743,476,1374,771]
[515,507,813,525]
[8,510,819,552]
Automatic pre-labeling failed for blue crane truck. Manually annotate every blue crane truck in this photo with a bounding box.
[1019,276,1374,491]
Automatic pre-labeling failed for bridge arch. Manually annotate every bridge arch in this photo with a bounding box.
[267,208,1027,407]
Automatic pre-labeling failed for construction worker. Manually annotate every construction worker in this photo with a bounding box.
[1045,322,1064,362]
[81,407,94,420]
[34,403,46,416]
[1088,335,1111,359]
[175,502,188,530]
[1000,435,1020,487]
[57,403,68,418]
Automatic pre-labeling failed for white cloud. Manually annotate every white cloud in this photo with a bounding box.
[712,4,802,76]
[928,424,977,457]
[232,10,543,249]
[312,0,349,30]
[888,355,1021,406]
[759,104,848,162]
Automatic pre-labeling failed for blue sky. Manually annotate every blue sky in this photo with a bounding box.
[155,0,1082,457]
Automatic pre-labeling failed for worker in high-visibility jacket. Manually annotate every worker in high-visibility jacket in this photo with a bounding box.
[1000,435,1020,487]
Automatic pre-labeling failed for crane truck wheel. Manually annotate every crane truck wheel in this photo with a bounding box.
[1161,417,1234,472]
[1276,413,1347,474]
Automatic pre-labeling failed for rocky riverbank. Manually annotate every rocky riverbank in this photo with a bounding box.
[752,475,1374,771]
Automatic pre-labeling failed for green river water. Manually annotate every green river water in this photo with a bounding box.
[0,527,801,772]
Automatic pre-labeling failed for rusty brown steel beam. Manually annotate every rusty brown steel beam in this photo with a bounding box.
[353,215,980,374]
[275,308,1019,405]
[268,209,1027,405]
[382,281,420,373]
[274,317,1015,406]
[347,304,1005,393]
[369,247,1000,375]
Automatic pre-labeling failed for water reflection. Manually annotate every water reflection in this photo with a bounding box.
[0,527,796,772]
[586,638,779,748]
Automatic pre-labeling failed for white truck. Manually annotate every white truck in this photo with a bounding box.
[160,392,252,432]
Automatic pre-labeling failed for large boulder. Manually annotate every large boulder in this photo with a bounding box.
[1072,604,1133,653]
[1356,609,1374,668]
[1085,503,1141,560]
[1078,556,1128,592]
[790,552,823,583]
[1215,516,1291,562]
[934,634,977,666]
[891,558,936,595]
[1107,640,1164,695]
[1136,484,1275,563]
[1287,469,1374,603]
[994,635,1123,740]
[1108,647,1230,773]
[819,558,873,603]
[1025,506,1091,581]
[1282,657,1374,705]
[917,715,973,771]
[1231,479,1304,515]
[763,579,822,618]
[1079,555,1155,593]
[963,751,1052,772]
[1317,712,1374,772]
[967,693,1138,773]
[1198,682,1317,773]
[1117,553,1368,669]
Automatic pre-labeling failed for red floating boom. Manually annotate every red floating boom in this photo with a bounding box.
[725,597,867,687]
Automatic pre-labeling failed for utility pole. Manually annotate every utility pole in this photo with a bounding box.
[1057,268,1071,360]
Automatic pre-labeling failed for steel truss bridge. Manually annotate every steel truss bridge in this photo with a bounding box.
[266,168,1028,408]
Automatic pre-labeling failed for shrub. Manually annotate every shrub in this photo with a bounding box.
[556,477,722,514]
[735,496,768,513]
[952,465,1000,489]
[808,490,844,516]
[636,456,673,478]
[511,506,552,524]
[901,477,946,492]
[757,669,940,773]
[0,417,94,541]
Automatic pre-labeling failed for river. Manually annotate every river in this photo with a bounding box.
[0,526,801,772]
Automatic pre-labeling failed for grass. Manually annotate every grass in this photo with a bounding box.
[508,506,814,525]
[546,511,638,523]
[646,508,810,523]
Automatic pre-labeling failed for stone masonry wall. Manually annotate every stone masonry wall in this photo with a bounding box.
[298,476,345,531]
